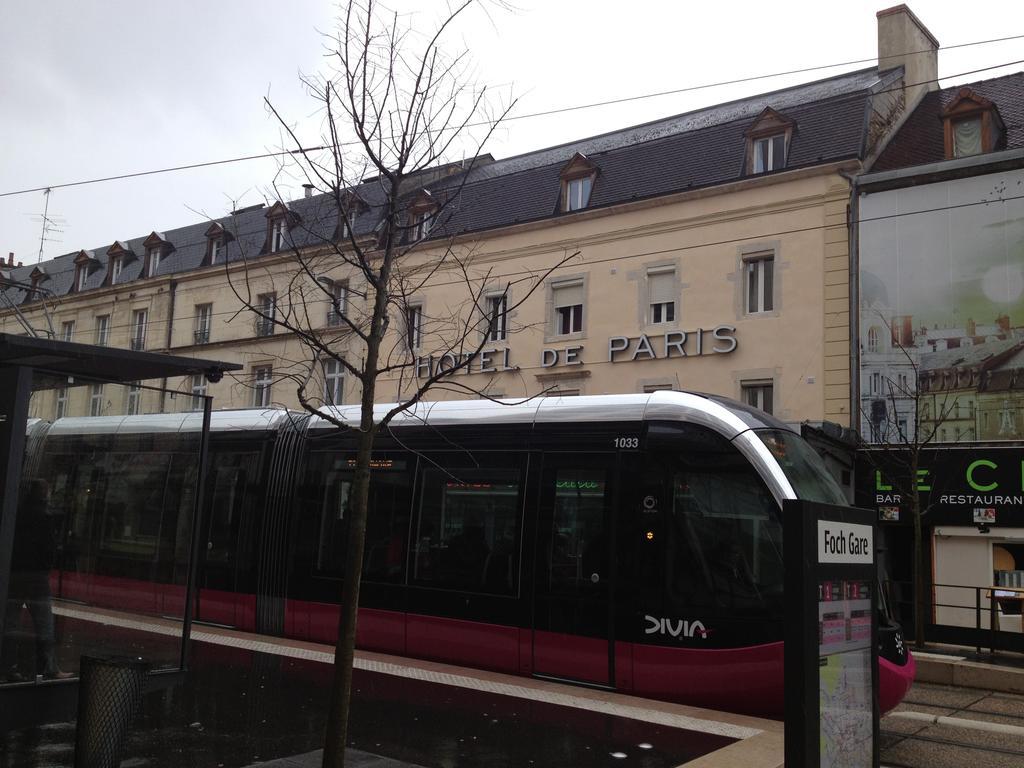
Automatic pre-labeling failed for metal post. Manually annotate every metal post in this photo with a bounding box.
[179,395,212,672]
[975,587,982,656]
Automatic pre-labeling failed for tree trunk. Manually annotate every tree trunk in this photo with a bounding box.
[911,456,927,650]
[322,369,381,768]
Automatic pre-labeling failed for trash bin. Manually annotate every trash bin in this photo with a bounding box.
[74,656,149,768]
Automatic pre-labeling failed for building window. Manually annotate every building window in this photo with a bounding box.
[642,383,675,393]
[327,283,347,327]
[952,117,983,158]
[190,374,208,411]
[323,358,344,405]
[752,134,786,173]
[194,303,212,344]
[271,218,287,251]
[89,383,105,417]
[412,210,434,241]
[110,256,122,283]
[552,279,584,335]
[130,309,147,351]
[741,381,774,414]
[647,267,675,324]
[253,366,273,407]
[210,238,224,264]
[867,327,880,353]
[61,320,75,342]
[564,176,593,212]
[486,294,508,342]
[76,266,88,291]
[126,383,142,416]
[255,293,276,336]
[744,252,774,313]
[406,304,423,351]
[871,372,882,396]
[146,247,161,278]
[94,315,110,346]
[55,387,68,419]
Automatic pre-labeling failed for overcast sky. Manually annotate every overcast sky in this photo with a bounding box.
[2,0,1023,266]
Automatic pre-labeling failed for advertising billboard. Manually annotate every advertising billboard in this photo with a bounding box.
[858,170,1024,443]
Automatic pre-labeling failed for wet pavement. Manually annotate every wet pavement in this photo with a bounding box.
[2,616,738,768]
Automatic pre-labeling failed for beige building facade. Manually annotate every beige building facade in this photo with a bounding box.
[1,6,942,434]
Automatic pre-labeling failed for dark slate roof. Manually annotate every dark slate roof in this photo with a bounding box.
[873,71,1024,171]
[2,66,896,303]
[919,338,1023,372]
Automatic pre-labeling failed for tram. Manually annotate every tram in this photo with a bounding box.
[27,391,914,717]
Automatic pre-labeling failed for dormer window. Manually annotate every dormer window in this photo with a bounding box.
[565,177,592,211]
[412,210,433,240]
[105,240,136,286]
[942,88,1006,160]
[338,192,366,242]
[146,247,162,277]
[204,222,231,265]
[29,266,48,295]
[407,191,437,242]
[264,201,296,253]
[271,218,287,251]
[72,250,99,292]
[111,256,123,283]
[745,107,794,176]
[752,134,786,173]
[141,232,171,278]
[559,152,597,213]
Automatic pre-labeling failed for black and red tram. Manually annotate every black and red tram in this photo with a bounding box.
[28,392,914,717]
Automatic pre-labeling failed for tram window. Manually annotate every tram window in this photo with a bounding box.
[98,453,172,561]
[312,455,412,581]
[667,466,783,614]
[548,470,607,594]
[413,468,521,595]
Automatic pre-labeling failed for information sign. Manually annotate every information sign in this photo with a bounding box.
[785,501,879,768]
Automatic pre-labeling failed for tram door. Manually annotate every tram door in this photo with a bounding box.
[532,453,616,686]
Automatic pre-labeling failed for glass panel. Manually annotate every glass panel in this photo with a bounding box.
[546,470,607,596]
[413,469,521,594]
[762,258,774,311]
[747,261,758,312]
[953,117,982,157]
[753,139,768,173]
[771,134,786,168]
[756,429,847,504]
[8,379,204,683]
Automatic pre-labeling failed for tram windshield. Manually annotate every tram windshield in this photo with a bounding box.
[755,429,847,505]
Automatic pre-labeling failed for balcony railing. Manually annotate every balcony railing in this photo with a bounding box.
[327,309,344,327]
[194,328,210,344]
[130,337,145,351]
[254,318,275,337]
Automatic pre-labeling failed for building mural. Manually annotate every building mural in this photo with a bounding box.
[859,169,1024,443]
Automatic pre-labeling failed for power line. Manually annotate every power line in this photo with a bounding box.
[20,189,1024,339]
[2,36,1024,200]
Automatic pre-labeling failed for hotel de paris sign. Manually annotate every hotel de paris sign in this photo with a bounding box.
[415,324,737,378]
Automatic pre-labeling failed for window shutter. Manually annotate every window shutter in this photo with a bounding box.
[553,279,583,308]
[648,268,674,304]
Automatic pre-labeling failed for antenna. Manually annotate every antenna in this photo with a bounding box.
[30,188,66,263]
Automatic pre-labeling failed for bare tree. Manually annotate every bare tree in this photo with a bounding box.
[221,3,574,766]
[859,313,959,649]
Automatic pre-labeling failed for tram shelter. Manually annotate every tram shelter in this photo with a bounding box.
[0,332,241,729]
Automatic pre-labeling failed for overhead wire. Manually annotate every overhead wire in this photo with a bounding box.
[1,32,1023,200]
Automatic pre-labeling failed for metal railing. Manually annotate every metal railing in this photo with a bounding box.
[129,338,145,351]
[193,328,210,344]
[883,579,1024,656]
[254,318,274,337]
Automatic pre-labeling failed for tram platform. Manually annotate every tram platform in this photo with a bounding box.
[3,604,783,768]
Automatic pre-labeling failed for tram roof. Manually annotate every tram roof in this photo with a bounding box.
[47,409,294,436]
[310,391,790,439]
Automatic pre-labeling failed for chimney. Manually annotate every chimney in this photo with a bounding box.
[302,184,314,199]
[6,252,12,266]
[877,5,939,109]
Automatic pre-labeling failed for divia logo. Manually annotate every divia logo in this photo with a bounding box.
[644,615,708,639]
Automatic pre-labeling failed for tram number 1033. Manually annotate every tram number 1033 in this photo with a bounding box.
[613,436,640,449]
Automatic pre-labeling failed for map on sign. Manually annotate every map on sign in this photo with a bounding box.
[818,579,873,768]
